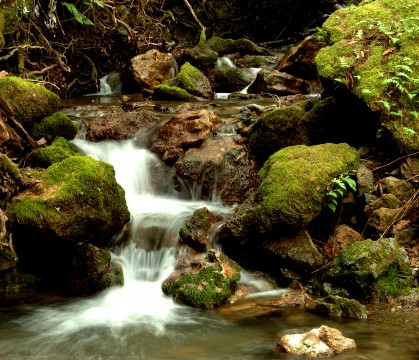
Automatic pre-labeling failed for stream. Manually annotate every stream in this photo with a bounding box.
[0,95,418,359]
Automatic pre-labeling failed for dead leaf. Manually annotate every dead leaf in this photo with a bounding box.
[382,48,396,56]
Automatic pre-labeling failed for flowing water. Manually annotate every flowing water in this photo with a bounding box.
[0,97,418,359]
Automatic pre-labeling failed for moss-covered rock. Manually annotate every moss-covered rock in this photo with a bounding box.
[153,83,197,101]
[315,0,419,153]
[308,295,368,319]
[7,155,130,245]
[183,42,219,75]
[154,62,213,100]
[0,76,60,131]
[32,112,78,141]
[248,105,311,165]
[66,243,124,295]
[162,249,240,309]
[0,154,22,202]
[211,66,254,93]
[28,136,82,168]
[324,237,413,299]
[179,207,223,253]
[256,143,360,231]
[207,36,272,56]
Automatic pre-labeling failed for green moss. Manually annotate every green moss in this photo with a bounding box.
[153,83,196,101]
[29,136,82,168]
[8,156,129,243]
[0,76,60,129]
[248,105,310,165]
[315,0,419,152]
[374,264,412,298]
[0,154,20,181]
[32,112,79,140]
[256,143,359,228]
[3,1,31,34]
[164,264,239,309]
[207,36,271,55]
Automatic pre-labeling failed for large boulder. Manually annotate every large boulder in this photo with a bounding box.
[7,155,130,245]
[315,0,419,153]
[275,35,325,80]
[154,62,213,101]
[66,242,124,295]
[174,136,258,204]
[6,155,130,290]
[220,143,360,242]
[150,109,220,163]
[0,76,60,132]
[162,249,241,309]
[248,104,311,166]
[127,50,175,94]
[248,69,310,96]
[86,110,159,142]
[323,238,413,300]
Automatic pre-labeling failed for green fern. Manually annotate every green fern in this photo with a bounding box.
[62,2,94,25]
[327,172,357,213]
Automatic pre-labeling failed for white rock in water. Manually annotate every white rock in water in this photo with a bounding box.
[275,325,356,357]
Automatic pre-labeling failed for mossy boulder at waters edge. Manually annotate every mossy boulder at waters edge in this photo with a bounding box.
[323,238,413,300]
[154,62,213,100]
[27,136,83,168]
[315,0,419,153]
[219,143,359,242]
[0,76,60,131]
[162,249,241,309]
[7,155,130,245]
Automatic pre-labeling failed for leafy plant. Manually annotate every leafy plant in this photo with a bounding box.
[327,172,357,212]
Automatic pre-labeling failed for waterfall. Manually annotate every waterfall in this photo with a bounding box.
[9,138,234,338]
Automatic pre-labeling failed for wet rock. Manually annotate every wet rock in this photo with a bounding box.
[128,50,175,93]
[323,224,363,258]
[182,42,219,75]
[179,207,223,253]
[220,143,360,243]
[323,238,413,300]
[162,249,241,309]
[8,155,130,245]
[150,109,221,163]
[66,243,124,296]
[258,231,324,275]
[368,207,404,234]
[6,156,130,289]
[174,136,258,204]
[357,163,374,197]
[154,62,213,101]
[248,104,311,166]
[307,295,368,319]
[275,35,325,80]
[86,110,159,142]
[380,176,416,202]
[275,325,356,357]
[248,69,310,96]
[234,54,280,69]
[211,67,255,93]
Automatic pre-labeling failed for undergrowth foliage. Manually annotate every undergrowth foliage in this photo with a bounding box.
[327,172,357,213]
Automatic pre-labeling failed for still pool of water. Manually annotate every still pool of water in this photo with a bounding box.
[0,297,418,360]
